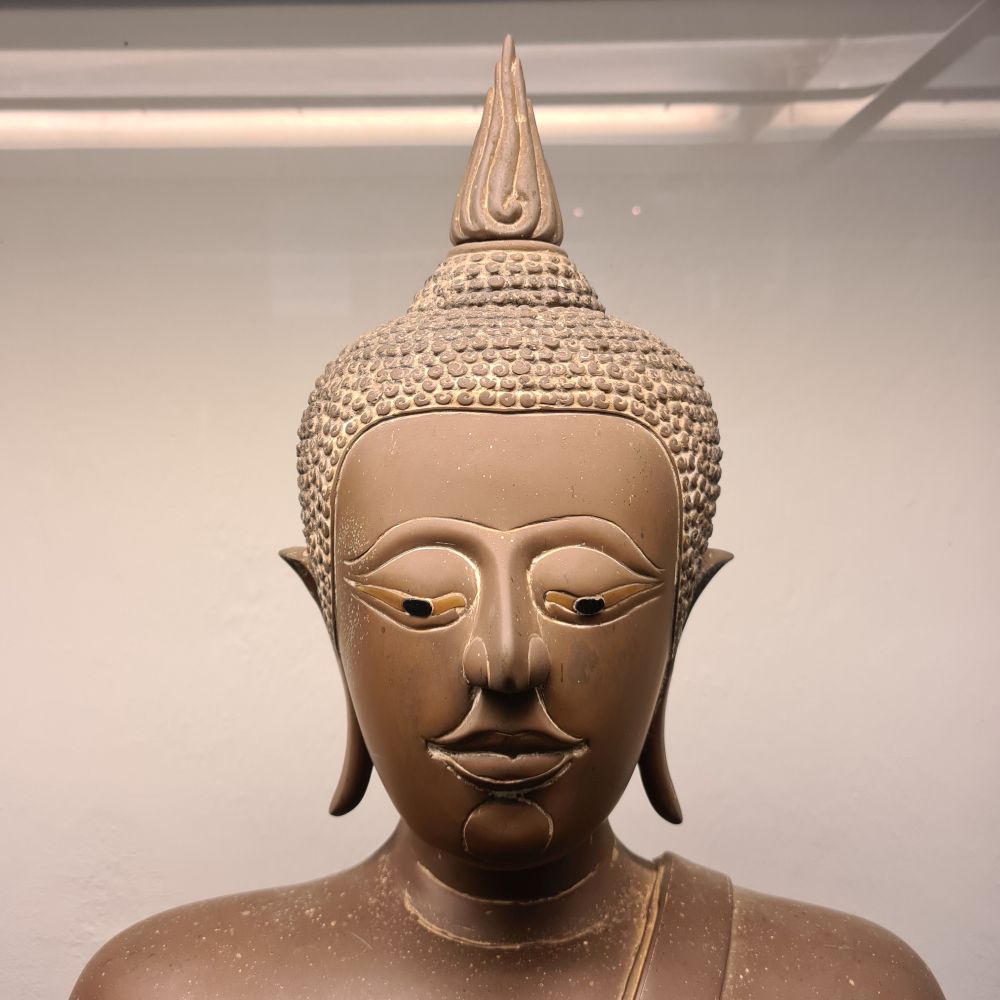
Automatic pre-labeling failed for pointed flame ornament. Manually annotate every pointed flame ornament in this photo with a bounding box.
[451,35,563,246]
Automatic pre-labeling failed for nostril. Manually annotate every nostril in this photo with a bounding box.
[528,634,551,687]
[462,636,490,687]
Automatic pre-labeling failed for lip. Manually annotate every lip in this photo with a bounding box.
[426,690,588,792]
[427,744,587,792]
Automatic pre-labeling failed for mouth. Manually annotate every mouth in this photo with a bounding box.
[427,743,587,792]
[426,691,588,792]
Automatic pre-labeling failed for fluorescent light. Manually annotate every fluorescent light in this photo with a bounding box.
[0,103,739,150]
[878,100,1000,134]
[762,99,872,140]
[4,100,994,150]
[763,98,1000,140]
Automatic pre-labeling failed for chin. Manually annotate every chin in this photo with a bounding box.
[460,798,555,864]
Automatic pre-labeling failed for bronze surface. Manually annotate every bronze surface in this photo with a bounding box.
[71,36,945,1000]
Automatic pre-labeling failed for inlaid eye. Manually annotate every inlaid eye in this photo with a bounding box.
[543,582,654,622]
[351,582,467,628]
[572,596,606,617]
[346,544,475,630]
[401,597,433,618]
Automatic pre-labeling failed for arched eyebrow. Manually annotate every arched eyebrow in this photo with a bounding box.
[344,518,489,573]
[344,515,663,578]
[517,516,664,578]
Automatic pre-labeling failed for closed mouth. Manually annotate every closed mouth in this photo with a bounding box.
[426,689,588,792]
[426,742,587,792]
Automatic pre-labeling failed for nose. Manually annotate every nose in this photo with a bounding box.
[462,569,550,693]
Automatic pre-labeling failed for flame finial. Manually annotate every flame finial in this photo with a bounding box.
[450,35,563,246]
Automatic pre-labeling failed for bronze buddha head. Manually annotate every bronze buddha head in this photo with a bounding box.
[284,36,729,869]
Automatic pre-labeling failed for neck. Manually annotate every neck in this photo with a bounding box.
[384,821,656,949]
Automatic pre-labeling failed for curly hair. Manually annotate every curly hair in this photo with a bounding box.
[297,243,722,648]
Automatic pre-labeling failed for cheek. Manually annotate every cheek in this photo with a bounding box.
[334,593,484,856]
[540,596,673,753]
[335,594,474,747]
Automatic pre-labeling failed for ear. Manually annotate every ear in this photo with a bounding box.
[691,547,734,608]
[638,546,734,824]
[279,546,320,607]
[278,546,374,815]
[328,700,373,815]
[639,690,683,824]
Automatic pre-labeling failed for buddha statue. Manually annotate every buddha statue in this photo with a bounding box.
[71,37,945,1000]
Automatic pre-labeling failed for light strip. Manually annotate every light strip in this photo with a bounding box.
[0,103,739,150]
[1,100,995,150]
[762,98,1000,140]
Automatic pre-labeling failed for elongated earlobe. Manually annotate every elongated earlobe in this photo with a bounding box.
[639,547,734,823]
[279,546,373,816]
[639,689,683,824]
[329,700,373,815]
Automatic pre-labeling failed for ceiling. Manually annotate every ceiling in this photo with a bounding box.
[0,1,997,159]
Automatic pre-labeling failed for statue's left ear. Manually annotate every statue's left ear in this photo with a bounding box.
[639,547,734,824]
[690,548,734,607]
[278,546,373,816]
[279,546,320,605]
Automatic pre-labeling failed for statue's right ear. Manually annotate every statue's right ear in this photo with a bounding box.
[278,546,373,816]
[279,546,320,607]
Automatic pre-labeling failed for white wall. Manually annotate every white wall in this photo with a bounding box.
[2,8,999,1000]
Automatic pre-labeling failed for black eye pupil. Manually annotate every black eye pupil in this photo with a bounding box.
[573,596,605,617]
[402,597,434,618]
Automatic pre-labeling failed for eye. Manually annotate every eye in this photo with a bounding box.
[354,583,466,624]
[401,597,433,619]
[531,544,663,625]
[573,596,605,617]
[345,545,475,629]
[544,582,651,621]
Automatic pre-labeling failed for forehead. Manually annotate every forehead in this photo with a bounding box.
[333,411,680,564]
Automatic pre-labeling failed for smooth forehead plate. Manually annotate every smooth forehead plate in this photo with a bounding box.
[333,410,681,564]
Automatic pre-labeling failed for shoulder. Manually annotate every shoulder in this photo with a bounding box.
[70,864,377,1000]
[723,883,945,1000]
